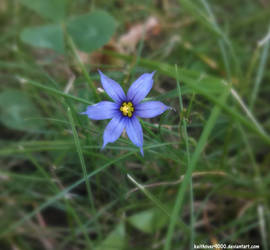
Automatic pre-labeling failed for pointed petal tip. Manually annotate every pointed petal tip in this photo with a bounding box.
[164,105,176,114]
[101,143,106,151]
[101,139,109,151]
[140,147,144,156]
[135,101,171,118]
[161,104,174,114]
[98,70,106,79]
[164,104,175,112]
[169,106,176,112]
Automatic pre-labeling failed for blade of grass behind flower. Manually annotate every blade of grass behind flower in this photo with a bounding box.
[67,107,95,211]
[66,35,99,101]
[237,124,268,250]
[27,153,94,248]
[0,151,134,237]
[22,78,92,105]
[127,174,189,234]
[182,0,241,77]
[249,25,270,110]
[176,65,195,249]
[164,72,230,250]
[106,51,270,145]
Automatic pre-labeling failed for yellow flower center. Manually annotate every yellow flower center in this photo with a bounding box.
[120,102,134,117]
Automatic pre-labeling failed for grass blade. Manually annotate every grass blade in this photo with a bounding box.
[67,107,95,210]
[164,73,230,250]
[250,25,270,110]
[22,77,92,105]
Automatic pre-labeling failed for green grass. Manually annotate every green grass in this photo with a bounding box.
[0,0,270,249]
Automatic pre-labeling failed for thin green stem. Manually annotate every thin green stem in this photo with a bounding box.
[24,78,92,105]
[67,107,96,211]
[67,35,100,101]
[27,153,93,248]
[176,65,194,248]
[164,72,230,250]
[250,25,270,110]
[127,174,189,233]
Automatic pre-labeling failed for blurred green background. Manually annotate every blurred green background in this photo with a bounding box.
[0,0,270,249]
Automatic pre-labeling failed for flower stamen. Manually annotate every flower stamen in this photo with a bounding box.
[120,102,134,117]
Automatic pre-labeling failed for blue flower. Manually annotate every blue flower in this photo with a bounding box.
[81,70,170,156]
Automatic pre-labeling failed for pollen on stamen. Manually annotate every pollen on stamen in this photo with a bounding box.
[120,101,134,117]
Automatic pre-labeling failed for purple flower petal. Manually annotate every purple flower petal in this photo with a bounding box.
[102,113,126,149]
[125,116,144,156]
[81,101,118,120]
[99,70,126,104]
[134,101,169,118]
[127,72,155,105]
